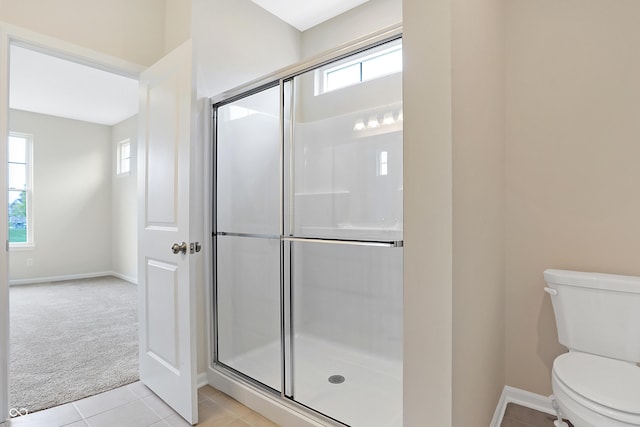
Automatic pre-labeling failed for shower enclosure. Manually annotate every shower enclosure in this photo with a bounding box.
[212,35,403,427]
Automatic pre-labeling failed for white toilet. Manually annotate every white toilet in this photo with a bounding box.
[544,269,640,427]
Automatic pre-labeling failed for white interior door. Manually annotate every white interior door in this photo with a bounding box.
[138,40,197,425]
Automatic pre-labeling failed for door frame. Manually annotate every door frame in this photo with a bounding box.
[0,21,144,422]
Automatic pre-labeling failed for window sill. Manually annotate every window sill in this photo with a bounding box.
[9,244,35,252]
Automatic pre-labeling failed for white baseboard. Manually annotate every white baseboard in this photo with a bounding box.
[109,271,138,285]
[9,271,113,286]
[9,271,138,286]
[197,372,208,389]
[490,386,555,427]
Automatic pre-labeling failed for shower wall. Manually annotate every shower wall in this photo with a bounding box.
[293,67,403,240]
[293,243,403,360]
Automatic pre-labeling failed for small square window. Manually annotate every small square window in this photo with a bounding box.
[117,139,131,176]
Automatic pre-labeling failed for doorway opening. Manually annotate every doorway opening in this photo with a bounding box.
[7,43,140,415]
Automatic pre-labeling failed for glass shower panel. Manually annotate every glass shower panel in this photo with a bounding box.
[217,85,281,236]
[290,241,403,427]
[216,235,281,391]
[289,39,403,242]
[215,84,282,392]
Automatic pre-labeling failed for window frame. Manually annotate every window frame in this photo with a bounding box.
[315,39,403,95]
[116,138,131,176]
[8,131,34,249]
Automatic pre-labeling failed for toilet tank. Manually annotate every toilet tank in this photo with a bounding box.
[544,269,640,363]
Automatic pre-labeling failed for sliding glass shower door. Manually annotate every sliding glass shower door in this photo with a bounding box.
[286,41,403,425]
[215,85,282,391]
[214,36,403,426]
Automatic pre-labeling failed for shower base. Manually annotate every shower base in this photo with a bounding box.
[225,333,402,427]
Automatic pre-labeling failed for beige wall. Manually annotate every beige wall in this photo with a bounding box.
[0,0,165,66]
[164,0,191,54]
[404,0,506,424]
[403,0,453,425]
[505,0,640,395]
[9,110,113,281]
[192,0,301,98]
[111,115,138,283]
[301,0,402,58]
[452,0,505,424]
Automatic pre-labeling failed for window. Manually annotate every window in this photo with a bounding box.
[316,39,403,95]
[117,139,131,176]
[8,132,33,246]
[378,151,388,176]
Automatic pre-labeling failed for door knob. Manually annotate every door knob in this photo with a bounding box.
[171,242,187,255]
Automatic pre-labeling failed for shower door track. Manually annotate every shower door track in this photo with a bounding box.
[211,360,351,427]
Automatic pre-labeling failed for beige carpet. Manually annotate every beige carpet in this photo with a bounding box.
[9,276,138,413]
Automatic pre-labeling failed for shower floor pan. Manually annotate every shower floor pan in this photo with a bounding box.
[225,333,402,427]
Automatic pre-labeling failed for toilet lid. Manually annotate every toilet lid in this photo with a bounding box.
[553,352,640,415]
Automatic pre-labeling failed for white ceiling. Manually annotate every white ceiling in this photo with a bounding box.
[250,0,370,31]
[9,45,138,127]
[8,2,366,125]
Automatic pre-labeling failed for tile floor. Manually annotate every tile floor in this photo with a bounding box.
[2,389,582,427]
[1,382,280,427]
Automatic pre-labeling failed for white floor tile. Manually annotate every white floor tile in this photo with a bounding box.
[4,381,280,427]
[159,414,190,427]
[83,400,161,427]
[126,382,153,399]
[7,403,82,427]
[72,386,137,419]
[140,395,174,419]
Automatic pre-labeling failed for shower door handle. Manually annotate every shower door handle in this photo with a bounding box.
[282,236,403,248]
[171,242,188,255]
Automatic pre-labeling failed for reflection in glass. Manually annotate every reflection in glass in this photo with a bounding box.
[290,38,403,242]
[216,85,280,236]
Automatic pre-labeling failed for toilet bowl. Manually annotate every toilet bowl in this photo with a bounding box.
[544,269,640,427]
[551,352,640,427]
